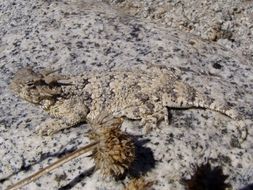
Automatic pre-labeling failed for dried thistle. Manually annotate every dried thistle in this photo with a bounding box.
[124,177,153,190]
[7,113,135,189]
[89,117,135,177]
[184,162,231,190]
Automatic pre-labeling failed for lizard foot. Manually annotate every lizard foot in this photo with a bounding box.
[37,119,69,136]
[237,120,249,144]
[140,114,164,134]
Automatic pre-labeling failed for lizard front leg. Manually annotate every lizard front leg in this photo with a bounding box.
[38,98,90,135]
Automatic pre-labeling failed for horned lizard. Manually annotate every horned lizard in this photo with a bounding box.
[10,65,247,140]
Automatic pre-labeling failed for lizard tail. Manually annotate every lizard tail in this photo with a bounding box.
[167,81,248,142]
[191,91,248,143]
[170,81,240,119]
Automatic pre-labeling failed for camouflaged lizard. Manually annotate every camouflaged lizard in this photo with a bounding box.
[10,65,247,140]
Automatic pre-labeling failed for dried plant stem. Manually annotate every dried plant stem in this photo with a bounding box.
[7,141,98,190]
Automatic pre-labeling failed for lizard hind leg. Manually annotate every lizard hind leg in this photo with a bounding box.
[111,105,165,134]
[140,111,165,134]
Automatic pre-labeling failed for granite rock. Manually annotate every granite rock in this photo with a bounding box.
[0,0,252,189]
[106,0,253,62]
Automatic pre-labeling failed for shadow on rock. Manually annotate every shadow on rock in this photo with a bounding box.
[128,137,156,178]
[0,145,79,184]
[58,166,95,190]
[240,183,253,190]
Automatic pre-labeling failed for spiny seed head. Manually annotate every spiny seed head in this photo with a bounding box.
[89,116,135,178]
[124,177,153,190]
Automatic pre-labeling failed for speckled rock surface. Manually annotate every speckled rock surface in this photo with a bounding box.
[0,0,252,189]
[106,0,253,62]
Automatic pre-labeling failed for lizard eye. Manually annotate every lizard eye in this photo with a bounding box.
[26,80,36,87]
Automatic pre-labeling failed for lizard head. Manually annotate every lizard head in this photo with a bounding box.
[10,67,63,107]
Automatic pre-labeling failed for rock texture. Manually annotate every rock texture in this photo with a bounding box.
[0,0,252,189]
[106,0,253,62]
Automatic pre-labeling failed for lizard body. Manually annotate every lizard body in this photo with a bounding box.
[10,66,245,138]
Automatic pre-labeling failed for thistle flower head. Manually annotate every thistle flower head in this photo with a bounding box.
[124,177,153,190]
[89,115,135,178]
